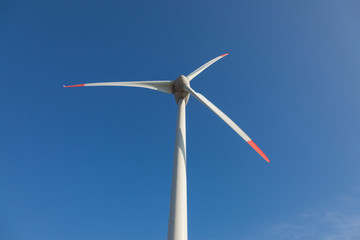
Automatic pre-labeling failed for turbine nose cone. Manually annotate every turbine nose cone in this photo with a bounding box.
[174,75,190,104]
[178,75,190,86]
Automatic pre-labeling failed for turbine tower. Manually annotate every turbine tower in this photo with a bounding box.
[64,53,269,240]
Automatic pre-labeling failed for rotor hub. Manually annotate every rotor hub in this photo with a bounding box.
[173,75,190,104]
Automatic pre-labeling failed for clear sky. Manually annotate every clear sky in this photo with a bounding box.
[1,1,360,239]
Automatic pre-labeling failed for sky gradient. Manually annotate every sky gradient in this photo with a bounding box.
[1,1,360,239]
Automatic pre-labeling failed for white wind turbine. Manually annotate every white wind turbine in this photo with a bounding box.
[64,53,270,240]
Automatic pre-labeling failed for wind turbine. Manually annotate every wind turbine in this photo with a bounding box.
[64,53,269,240]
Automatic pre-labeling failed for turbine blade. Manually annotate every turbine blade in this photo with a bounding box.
[184,85,269,162]
[187,53,229,81]
[63,81,174,94]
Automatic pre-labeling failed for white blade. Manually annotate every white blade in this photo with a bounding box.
[187,53,229,81]
[184,85,270,162]
[63,80,173,94]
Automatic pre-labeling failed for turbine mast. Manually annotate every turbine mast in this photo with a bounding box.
[167,98,188,240]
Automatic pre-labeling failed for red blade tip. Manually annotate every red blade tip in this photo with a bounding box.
[247,140,270,162]
[63,84,85,88]
[221,53,229,57]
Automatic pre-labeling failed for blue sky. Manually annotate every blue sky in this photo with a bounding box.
[1,0,360,239]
